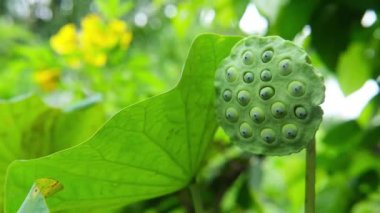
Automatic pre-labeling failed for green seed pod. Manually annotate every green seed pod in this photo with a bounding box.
[271,102,286,118]
[225,67,237,82]
[240,122,253,138]
[259,86,275,100]
[282,124,298,140]
[223,89,232,101]
[242,51,254,65]
[261,128,276,144]
[262,50,274,63]
[250,107,265,123]
[237,90,251,106]
[225,107,239,122]
[243,72,254,83]
[260,69,272,81]
[215,35,325,155]
[288,81,305,97]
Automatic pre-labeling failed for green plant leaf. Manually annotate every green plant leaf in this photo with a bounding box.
[310,3,363,70]
[0,96,105,211]
[337,42,372,95]
[5,34,242,212]
[256,0,317,40]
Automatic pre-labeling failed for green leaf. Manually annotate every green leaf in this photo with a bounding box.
[0,96,105,211]
[258,0,317,40]
[5,34,242,212]
[337,42,372,95]
[310,3,363,70]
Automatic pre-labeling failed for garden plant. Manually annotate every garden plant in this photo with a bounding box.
[5,34,324,213]
[1,1,380,213]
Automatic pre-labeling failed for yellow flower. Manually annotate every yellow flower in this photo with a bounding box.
[50,24,78,55]
[33,69,60,91]
[50,13,133,68]
[120,32,133,49]
[84,51,107,67]
[109,19,127,35]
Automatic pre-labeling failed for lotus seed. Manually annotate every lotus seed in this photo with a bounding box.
[243,72,254,83]
[242,51,254,65]
[288,81,305,97]
[295,106,307,119]
[240,122,253,138]
[261,128,276,144]
[226,67,237,82]
[223,89,232,101]
[262,50,274,63]
[237,90,251,106]
[259,86,275,100]
[271,102,286,118]
[279,59,292,75]
[282,124,298,139]
[260,69,272,81]
[250,107,265,123]
[225,107,239,122]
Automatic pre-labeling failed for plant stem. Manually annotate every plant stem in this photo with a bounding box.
[305,138,316,213]
[189,183,203,213]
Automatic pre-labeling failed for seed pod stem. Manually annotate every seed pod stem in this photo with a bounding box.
[305,137,316,213]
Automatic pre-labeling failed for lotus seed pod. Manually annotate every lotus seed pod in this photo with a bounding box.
[250,107,265,123]
[243,72,254,83]
[259,86,275,100]
[215,35,325,155]
[223,89,232,101]
[225,107,239,122]
[260,69,272,81]
[262,50,274,63]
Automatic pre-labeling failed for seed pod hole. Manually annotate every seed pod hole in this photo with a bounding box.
[262,50,274,63]
[261,128,276,144]
[222,89,232,101]
[243,72,254,83]
[237,90,251,106]
[260,69,272,81]
[279,59,292,76]
[259,86,275,100]
[225,67,237,82]
[225,107,239,122]
[282,124,298,139]
[250,107,265,123]
[271,102,286,118]
[288,81,305,97]
[295,106,307,119]
[242,51,254,65]
[240,122,253,138]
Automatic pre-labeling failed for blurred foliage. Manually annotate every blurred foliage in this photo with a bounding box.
[0,0,379,212]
